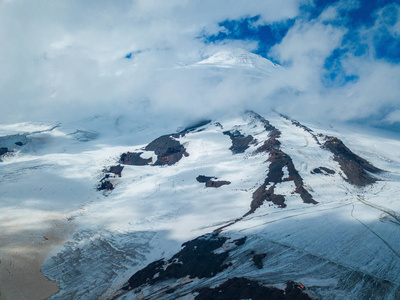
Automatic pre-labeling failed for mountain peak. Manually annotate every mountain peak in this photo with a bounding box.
[194,48,280,75]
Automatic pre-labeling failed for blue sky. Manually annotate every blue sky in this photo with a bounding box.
[202,0,400,85]
[0,0,399,130]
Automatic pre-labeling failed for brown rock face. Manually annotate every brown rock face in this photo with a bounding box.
[323,136,381,186]
[108,165,124,177]
[223,130,255,154]
[120,152,152,166]
[145,135,188,166]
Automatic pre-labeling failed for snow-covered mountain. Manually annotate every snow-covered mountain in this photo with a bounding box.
[1,108,400,300]
[188,48,280,76]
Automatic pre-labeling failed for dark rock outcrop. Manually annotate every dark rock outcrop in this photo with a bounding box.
[195,277,285,300]
[247,114,317,214]
[178,120,212,136]
[196,175,231,188]
[107,165,124,177]
[252,253,267,269]
[120,152,152,166]
[311,167,335,175]
[97,180,114,191]
[0,147,8,156]
[323,136,381,186]
[223,130,255,154]
[145,135,188,166]
[122,233,231,291]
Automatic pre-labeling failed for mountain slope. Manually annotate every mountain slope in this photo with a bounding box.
[1,110,400,299]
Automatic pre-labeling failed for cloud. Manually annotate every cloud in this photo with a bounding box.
[0,0,399,131]
[0,0,305,124]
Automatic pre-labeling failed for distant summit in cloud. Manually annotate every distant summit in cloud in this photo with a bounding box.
[0,0,398,130]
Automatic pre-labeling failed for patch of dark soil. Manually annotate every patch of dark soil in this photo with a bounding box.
[120,152,152,166]
[97,180,114,191]
[223,130,255,154]
[311,167,335,175]
[145,135,188,165]
[197,175,231,188]
[0,147,8,156]
[122,233,232,291]
[323,136,381,186]
[195,277,285,300]
[107,165,124,177]
[252,253,267,269]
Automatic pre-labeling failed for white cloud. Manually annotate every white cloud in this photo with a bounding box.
[0,0,399,130]
[0,0,305,124]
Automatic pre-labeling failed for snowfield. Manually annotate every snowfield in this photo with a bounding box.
[1,110,400,300]
[1,49,400,300]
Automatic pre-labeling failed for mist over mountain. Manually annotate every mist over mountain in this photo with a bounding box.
[1,1,400,300]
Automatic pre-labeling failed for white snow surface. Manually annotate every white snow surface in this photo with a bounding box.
[190,48,280,76]
[1,111,400,299]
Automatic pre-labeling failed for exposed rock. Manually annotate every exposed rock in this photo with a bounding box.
[97,180,114,191]
[256,137,281,153]
[252,253,267,269]
[120,152,152,166]
[178,120,212,136]
[233,236,247,246]
[311,167,335,175]
[122,233,231,291]
[195,277,309,300]
[205,180,231,188]
[251,184,286,211]
[107,165,124,177]
[0,147,9,156]
[15,141,23,146]
[279,113,320,145]
[196,175,215,183]
[145,135,188,166]
[196,175,231,188]
[223,130,255,154]
[323,136,381,186]
[285,281,312,300]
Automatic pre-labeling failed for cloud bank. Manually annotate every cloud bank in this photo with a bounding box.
[0,0,399,130]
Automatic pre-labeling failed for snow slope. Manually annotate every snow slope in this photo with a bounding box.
[1,49,399,300]
[188,48,280,76]
[2,109,399,299]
